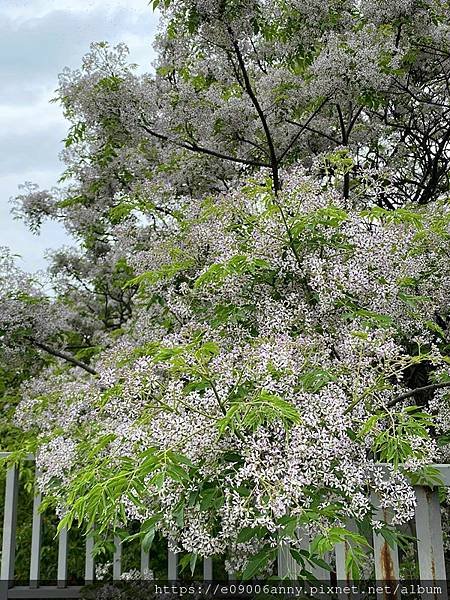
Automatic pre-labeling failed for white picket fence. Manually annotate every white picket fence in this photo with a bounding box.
[0,454,449,598]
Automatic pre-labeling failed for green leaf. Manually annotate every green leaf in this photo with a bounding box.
[398,292,432,307]
[289,548,306,568]
[406,465,443,488]
[237,527,259,543]
[142,528,156,552]
[379,527,398,551]
[167,464,189,482]
[173,503,185,528]
[241,548,275,580]
[278,515,299,539]
[190,553,198,576]
[124,258,195,289]
[194,255,271,288]
[218,390,301,436]
[358,414,382,439]
[298,368,336,393]
[308,555,332,571]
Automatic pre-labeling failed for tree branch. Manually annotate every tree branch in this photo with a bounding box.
[228,29,281,191]
[285,120,340,145]
[387,381,450,408]
[336,104,350,200]
[140,121,269,169]
[279,99,328,162]
[28,337,98,375]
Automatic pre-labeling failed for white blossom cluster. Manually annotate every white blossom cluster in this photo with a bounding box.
[13,165,450,572]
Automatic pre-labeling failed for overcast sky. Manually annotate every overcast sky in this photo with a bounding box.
[0,0,159,273]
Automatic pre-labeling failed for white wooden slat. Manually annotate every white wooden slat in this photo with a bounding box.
[84,532,95,584]
[415,486,447,585]
[335,520,358,584]
[203,558,213,580]
[112,536,122,581]
[168,551,178,580]
[373,533,399,585]
[277,544,299,579]
[278,528,308,579]
[310,552,331,581]
[371,493,399,584]
[1,464,19,584]
[335,542,347,581]
[57,526,68,588]
[29,490,43,588]
[297,527,310,553]
[335,537,361,600]
[140,545,150,577]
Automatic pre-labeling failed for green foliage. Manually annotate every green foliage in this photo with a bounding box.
[297,367,336,393]
[311,527,370,579]
[150,0,171,10]
[406,465,443,488]
[194,255,272,288]
[64,122,86,148]
[241,547,277,579]
[321,148,355,176]
[125,257,196,289]
[359,406,434,467]
[360,206,425,228]
[344,307,394,329]
[290,205,352,252]
[217,390,301,436]
[57,445,195,537]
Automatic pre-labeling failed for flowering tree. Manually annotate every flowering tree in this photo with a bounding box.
[3,0,450,578]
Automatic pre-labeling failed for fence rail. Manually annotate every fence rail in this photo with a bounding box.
[1,454,449,598]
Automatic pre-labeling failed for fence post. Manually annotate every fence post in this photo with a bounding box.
[168,551,178,580]
[414,486,447,593]
[277,528,308,579]
[371,493,399,586]
[85,531,95,584]
[335,520,358,583]
[113,535,122,581]
[310,552,331,582]
[140,544,150,577]
[277,544,299,579]
[1,464,19,586]
[29,489,43,588]
[203,558,213,580]
[57,526,68,588]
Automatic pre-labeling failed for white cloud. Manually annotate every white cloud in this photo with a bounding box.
[0,0,160,273]
[0,96,64,136]
[0,5,158,95]
[2,0,153,21]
